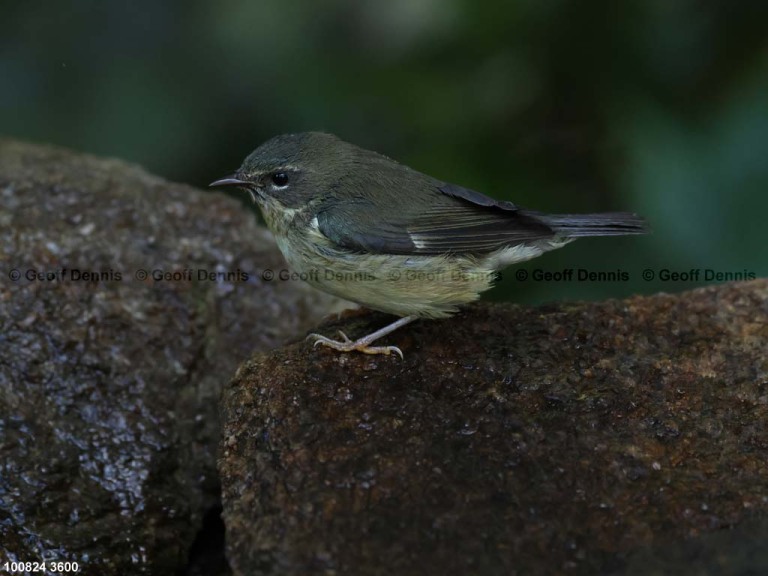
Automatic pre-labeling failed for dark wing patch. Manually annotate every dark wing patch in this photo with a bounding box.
[408,202,554,252]
[317,186,555,255]
[439,183,518,211]
[317,202,417,254]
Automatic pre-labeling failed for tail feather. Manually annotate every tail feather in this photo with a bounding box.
[534,212,649,237]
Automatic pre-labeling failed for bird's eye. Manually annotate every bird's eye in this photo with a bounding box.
[271,172,289,187]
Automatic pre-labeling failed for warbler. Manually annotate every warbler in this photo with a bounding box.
[211,132,647,358]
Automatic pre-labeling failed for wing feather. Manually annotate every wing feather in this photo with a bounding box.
[316,183,555,255]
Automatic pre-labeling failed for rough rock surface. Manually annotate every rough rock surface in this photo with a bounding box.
[220,280,768,575]
[0,139,340,575]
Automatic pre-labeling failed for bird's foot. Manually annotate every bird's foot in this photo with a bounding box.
[307,330,404,359]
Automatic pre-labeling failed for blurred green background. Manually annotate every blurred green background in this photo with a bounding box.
[2,0,766,304]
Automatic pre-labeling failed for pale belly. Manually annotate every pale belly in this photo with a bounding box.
[274,232,564,319]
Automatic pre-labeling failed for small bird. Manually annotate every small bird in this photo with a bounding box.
[211,132,647,358]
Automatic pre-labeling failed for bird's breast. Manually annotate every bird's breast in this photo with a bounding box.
[266,220,496,318]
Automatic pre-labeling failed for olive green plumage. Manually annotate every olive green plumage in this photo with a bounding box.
[212,132,648,356]
[213,132,647,319]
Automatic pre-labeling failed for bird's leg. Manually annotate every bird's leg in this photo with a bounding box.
[307,315,417,359]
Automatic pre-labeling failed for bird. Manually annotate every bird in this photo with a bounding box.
[211,132,647,358]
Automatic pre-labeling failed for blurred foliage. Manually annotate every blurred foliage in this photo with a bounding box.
[2,0,766,304]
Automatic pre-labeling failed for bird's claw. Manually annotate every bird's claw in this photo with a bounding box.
[307,332,404,359]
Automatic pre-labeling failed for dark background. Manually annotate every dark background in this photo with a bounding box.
[2,0,766,304]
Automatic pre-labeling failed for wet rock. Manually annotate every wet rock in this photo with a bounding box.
[0,139,341,575]
[220,280,768,575]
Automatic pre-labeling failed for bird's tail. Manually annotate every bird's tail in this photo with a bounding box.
[534,212,649,237]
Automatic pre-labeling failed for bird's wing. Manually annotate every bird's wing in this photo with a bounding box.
[316,183,555,255]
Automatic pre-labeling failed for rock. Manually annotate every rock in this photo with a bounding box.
[220,280,768,575]
[0,139,341,575]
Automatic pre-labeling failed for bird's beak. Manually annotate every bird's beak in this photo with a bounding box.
[210,174,259,203]
[209,175,249,188]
